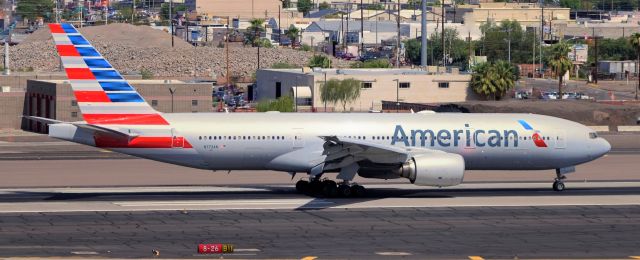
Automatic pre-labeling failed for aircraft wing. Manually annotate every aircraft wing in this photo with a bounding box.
[319,136,439,171]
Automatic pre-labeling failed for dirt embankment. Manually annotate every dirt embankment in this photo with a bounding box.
[2,23,351,79]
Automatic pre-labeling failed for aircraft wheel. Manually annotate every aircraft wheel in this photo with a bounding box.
[295,180,309,194]
[552,181,565,192]
[337,184,352,197]
[309,179,324,195]
[321,180,338,198]
[351,185,366,197]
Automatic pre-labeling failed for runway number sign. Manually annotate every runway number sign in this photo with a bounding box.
[198,244,234,254]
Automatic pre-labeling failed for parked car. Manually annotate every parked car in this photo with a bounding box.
[541,92,559,100]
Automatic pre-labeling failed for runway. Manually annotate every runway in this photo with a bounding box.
[1,135,640,259]
[1,183,640,259]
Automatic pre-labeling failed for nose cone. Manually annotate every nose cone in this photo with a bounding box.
[594,138,611,158]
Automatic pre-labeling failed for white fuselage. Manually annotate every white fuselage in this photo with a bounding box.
[111,113,610,173]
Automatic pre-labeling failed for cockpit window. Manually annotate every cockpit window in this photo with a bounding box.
[589,132,598,139]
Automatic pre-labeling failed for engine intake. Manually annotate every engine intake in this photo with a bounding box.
[398,153,465,187]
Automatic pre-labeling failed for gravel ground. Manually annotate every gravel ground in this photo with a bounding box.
[2,23,352,79]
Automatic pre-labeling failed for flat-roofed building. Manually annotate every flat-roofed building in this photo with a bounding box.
[256,68,476,112]
[22,80,213,133]
[186,0,282,19]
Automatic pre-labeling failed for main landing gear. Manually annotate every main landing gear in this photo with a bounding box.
[552,170,567,192]
[296,178,365,198]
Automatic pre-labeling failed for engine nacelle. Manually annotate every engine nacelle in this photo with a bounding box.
[398,153,465,187]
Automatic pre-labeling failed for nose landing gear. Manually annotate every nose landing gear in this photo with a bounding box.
[552,169,568,192]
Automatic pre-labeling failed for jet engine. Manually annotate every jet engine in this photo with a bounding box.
[356,152,465,187]
[396,153,465,187]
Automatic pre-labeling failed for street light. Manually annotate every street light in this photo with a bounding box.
[503,28,512,64]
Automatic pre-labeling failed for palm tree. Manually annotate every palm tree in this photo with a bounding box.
[285,25,300,47]
[493,60,517,98]
[246,18,265,46]
[470,61,516,100]
[629,33,640,100]
[548,41,573,97]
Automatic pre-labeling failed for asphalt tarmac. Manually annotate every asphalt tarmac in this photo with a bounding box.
[1,183,640,259]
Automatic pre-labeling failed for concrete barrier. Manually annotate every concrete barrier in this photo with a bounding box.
[587,126,610,132]
[617,126,640,132]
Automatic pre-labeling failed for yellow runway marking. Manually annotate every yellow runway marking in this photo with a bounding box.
[629,256,640,259]
[301,256,317,260]
[468,256,485,260]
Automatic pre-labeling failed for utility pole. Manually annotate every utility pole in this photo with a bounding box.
[506,28,512,64]
[396,1,401,68]
[360,0,364,57]
[278,4,282,46]
[421,0,427,68]
[346,3,350,52]
[170,0,174,47]
[468,32,472,70]
[637,41,639,100]
[55,0,59,23]
[341,12,345,50]
[226,16,230,86]
[105,3,108,25]
[540,0,544,78]
[593,27,599,84]
[441,1,445,68]
[132,0,135,24]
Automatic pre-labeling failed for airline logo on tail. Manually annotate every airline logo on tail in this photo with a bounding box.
[49,23,192,149]
[49,23,167,126]
[518,120,548,148]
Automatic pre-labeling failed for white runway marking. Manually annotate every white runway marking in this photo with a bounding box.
[376,251,413,256]
[70,251,99,255]
[0,182,639,213]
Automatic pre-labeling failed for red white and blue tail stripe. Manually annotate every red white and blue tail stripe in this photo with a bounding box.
[49,23,168,126]
[49,23,195,150]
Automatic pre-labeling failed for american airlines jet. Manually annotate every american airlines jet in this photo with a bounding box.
[30,23,611,197]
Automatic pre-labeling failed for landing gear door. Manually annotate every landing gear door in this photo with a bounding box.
[171,128,184,149]
[554,130,566,149]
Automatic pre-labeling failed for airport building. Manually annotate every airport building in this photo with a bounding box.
[0,79,214,132]
[255,68,476,112]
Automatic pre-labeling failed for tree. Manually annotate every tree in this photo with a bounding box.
[479,20,536,64]
[628,33,640,100]
[407,0,421,9]
[471,61,517,100]
[245,18,266,46]
[281,0,292,8]
[366,3,384,10]
[320,78,362,111]
[297,0,313,15]
[350,59,391,68]
[559,0,581,9]
[256,96,295,112]
[319,1,330,10]
[16,0,55,22]
[308,55,332,68]
[285,25,300,46]
[160,3,186,20]
[548,41,573,97]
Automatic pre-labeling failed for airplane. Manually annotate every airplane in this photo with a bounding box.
[29,23,611,197]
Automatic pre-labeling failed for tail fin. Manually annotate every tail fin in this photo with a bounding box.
[49,23,168,126]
